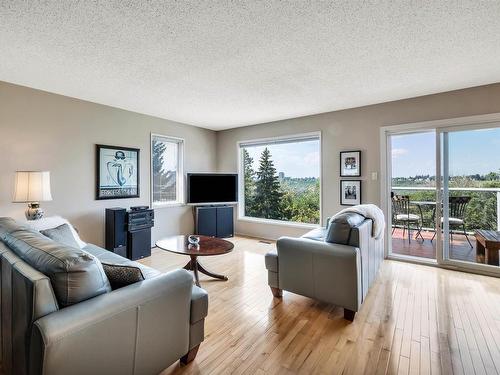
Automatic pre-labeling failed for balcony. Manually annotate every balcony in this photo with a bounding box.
[391,187,500,264]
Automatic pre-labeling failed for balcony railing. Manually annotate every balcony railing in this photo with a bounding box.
[391,186,500,231]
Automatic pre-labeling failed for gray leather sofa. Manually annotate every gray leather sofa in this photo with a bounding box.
[0,217,208,375]
[265,212,384,321]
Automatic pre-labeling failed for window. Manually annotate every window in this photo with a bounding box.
[151,134,184,207]
[239,133,321,225]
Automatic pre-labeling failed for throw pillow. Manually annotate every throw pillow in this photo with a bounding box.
[102,263,145,290]
[24,216,87,248]
[2,229,111,307]
[0,217,26,236]
[40,223,80,249]
[326,212,365,245]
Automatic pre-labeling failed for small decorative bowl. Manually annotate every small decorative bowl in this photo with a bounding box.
[188,235,200,245]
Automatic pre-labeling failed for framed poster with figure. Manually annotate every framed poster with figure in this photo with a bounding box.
[96,144,140,200]
[340,150,361,177]
[340,180,361,206]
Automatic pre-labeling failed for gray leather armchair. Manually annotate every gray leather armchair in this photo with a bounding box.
[265,212,384,321]
[0,218,208,375]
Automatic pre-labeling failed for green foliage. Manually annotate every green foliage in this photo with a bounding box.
[392,172,499,231]
[466,192,497,230]
[243,148,320,224]
[280,179,320,224]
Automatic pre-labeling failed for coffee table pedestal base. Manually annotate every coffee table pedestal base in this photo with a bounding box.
[184,255,228,287]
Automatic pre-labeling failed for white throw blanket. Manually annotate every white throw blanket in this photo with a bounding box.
[336,204,385,239]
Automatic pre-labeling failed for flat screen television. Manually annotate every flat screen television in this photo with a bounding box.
[187,173,238,205]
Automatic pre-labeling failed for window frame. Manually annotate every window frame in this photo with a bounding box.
[150,133,185,208]
[237,131,322,228]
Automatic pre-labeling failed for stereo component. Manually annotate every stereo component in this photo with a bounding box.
[105,207,154,260]
[127,208,154,260]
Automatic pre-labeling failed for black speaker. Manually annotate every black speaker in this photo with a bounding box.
[105,208,127,258]
[127,208,154,260]
[216,206,234,238]
[128,229,152,260]
[196,206,217,237]
[195,205,234,238]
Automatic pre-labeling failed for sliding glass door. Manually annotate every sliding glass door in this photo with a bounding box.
[437,125,500,274]
[385,120,500,274]
[388,131,437,261]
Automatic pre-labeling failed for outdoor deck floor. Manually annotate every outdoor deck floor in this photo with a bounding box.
[391,227,477,262]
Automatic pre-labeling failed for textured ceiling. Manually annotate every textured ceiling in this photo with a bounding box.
[1,1,500,130]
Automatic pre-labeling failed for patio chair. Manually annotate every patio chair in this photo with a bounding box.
[392,195,424,243]
[431,196,473,248]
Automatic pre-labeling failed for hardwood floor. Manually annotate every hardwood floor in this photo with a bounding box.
[139,236,500,375]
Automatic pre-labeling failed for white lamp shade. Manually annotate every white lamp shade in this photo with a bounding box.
[13,171,53,203]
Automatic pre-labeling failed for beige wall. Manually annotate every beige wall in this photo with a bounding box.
[0,81,217,246]
[216,83,500,240]
[3,80,500,244]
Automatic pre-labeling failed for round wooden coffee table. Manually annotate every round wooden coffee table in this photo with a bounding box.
[156,235,234,287]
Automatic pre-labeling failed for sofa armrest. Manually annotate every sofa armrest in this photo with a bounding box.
[276,237,362,311]
[265,249,279,289]
[265,249,278,272]
[31,269,194,375]
[187,285,208,352]
[190,285,208,324]
[277,236,358,260]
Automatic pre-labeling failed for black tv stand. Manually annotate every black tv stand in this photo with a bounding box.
[194,205,234,238]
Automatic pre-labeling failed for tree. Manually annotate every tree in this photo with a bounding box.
[280,179,320,224]
[152,140,167,202]
[254,148,283,219]
[242,149,257,216]
[152,140,166,176]
[486,171,500,181]
[152,139,179,202]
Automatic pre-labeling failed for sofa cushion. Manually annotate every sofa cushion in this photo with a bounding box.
[325,212,365,245]
[40,223,80,249]
[1,229,111,307]
[102,262,145,290]
[83,243,161,280]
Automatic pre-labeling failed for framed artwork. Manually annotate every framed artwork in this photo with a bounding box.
[340,180,361,206]
[340,150,361,177]
[96,144,140,200]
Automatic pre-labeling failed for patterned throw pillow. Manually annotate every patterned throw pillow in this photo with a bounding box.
[40,223,80,249]
[102,263,145,290]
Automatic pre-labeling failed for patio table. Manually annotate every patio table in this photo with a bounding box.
[410,201,436,235]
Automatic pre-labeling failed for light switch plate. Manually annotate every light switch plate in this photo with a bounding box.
[371,172,378,180]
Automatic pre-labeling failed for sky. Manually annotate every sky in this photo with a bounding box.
[244,140,320,178]
[391,127,500,177]
[240,127,499,179]
[159,141,178,172]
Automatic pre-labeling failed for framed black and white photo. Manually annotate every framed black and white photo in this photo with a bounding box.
[340,150,361,177]
[96,144,140,200]
[340,180,361,206]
